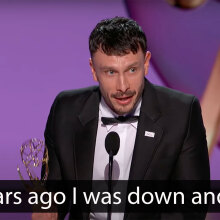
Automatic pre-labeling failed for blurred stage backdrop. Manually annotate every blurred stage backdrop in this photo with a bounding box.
[0,0,219,219]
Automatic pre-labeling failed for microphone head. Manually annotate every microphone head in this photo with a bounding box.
[105,131,120,156]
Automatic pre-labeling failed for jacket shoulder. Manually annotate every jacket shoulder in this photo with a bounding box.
[149,83,201,123]
[152,84,198,111]
[57,85,99,101]
[50,85,99,115]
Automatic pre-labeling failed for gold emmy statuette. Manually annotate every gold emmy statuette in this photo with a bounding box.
[17,138,58,213]
[17,138,49,181]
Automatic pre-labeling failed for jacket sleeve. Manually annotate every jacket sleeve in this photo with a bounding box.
[167,97,210,220]
[42,94,69,220]
[172,97,210,180]
[42,95,62,180]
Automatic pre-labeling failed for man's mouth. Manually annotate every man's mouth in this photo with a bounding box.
[114,96,133,105]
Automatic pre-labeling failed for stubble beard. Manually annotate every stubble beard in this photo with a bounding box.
[109,82,144,115]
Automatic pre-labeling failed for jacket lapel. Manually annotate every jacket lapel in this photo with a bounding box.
[129,79,163,180]
[74,88,100,180]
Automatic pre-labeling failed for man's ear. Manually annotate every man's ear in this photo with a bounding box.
[144,51,151,76]
[89,58,98,82]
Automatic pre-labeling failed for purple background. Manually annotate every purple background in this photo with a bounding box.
[125,0,220,181]
[0,0,219,219]
[126,0,220,98]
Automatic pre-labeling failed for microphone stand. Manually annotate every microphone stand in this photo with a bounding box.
[105,131,120,220]
[107,151,113,220]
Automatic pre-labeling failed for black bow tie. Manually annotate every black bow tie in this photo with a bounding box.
[101,116,139,125]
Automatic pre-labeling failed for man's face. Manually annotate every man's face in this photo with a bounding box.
[89,49,151,115]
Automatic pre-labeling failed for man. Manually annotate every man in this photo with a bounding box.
[34,17,210,219]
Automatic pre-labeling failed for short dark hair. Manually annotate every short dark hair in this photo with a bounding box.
[89,16,147,57]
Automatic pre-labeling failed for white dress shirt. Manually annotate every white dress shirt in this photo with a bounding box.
[90,97,141,220]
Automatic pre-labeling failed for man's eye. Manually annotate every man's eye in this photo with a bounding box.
[129,67,136,73]
[107,70,114,75]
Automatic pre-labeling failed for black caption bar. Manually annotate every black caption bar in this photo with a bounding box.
[0,180,218,213]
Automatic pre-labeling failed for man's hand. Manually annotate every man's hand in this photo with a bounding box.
[32,212,58,220]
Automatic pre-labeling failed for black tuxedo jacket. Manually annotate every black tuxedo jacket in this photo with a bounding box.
[44,79,210,219]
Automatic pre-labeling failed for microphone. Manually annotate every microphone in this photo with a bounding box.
[105,132,120,220]
[105,131,120,157]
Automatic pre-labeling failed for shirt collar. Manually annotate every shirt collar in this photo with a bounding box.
[99,97,142,131]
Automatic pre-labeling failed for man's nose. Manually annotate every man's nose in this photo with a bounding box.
[116,75,129,92]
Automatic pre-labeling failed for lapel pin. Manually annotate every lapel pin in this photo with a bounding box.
[145,131,155,138]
